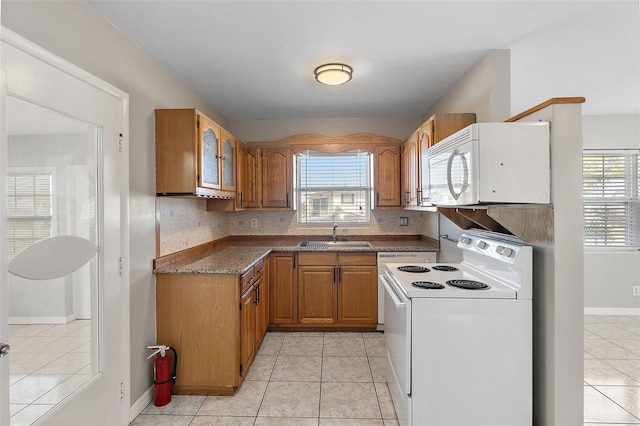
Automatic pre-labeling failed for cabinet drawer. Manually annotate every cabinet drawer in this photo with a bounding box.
[241,267,255,294]
[298,252,337,266]
[338,252,377,266]
[253,258,265,280]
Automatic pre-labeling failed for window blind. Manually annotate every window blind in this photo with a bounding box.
[6,173,53,259]
[296,150,371,224]
[583,151,640,248]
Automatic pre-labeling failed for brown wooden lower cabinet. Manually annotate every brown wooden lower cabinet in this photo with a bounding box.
[156,257,268,396]
[254,258,269,347]
[269,252,297,324]
[270,251,377,330]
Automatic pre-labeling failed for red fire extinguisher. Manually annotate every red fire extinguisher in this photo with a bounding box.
[147,345,178,407]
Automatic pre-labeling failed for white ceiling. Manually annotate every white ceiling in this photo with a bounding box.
[87,1,640,121]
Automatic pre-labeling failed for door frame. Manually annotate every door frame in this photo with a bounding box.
[0,27,130,425]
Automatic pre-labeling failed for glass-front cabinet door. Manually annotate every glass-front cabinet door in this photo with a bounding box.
[198,115,221,190]
[221,130,236,192]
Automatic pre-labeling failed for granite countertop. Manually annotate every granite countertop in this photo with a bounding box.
[154,238,439,275]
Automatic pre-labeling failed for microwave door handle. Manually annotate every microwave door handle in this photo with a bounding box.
[447,148,469,201]
[446,148,460,200]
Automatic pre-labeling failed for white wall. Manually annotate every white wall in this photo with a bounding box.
[583,114,640,312]
[423,49,511,123]
[509,3,640,117]
[2,0,230,408]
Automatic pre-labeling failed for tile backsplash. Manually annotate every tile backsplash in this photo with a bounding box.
[157,197,230,256]
[230,209,437,237]
[157,198,438,256]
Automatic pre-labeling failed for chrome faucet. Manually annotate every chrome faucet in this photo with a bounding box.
[332,223,339,242]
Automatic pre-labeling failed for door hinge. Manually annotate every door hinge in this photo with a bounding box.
[119,257,124,276]
[120,382,125,401]
[119,133,124,153]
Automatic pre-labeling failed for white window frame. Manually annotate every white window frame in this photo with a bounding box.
[6,167,57,259]
[583,149,640,250]
[294,149,372,227]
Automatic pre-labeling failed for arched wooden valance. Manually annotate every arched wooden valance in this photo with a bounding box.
[247,132,402,154]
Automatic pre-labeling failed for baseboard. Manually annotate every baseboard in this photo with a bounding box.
[9,314,75,324]
[585,307,640,316]
[130,386,153,422]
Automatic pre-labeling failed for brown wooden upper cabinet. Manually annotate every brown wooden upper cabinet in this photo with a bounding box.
[235,144,290,210]
[402,113,476,207]
[401,130,419,207]
[236,143,262,209]
[261,147,292,209]
[374,145,401,207]
[220,130,236,192]
[155,108,236,198]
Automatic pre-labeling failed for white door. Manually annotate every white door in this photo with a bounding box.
[0,29,130,425]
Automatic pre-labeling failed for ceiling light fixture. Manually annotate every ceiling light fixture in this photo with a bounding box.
[314,63,353,86]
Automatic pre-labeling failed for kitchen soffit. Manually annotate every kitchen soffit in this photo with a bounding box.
[87,1,639,120]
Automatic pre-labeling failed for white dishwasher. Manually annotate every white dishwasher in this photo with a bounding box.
[377,251,435,330]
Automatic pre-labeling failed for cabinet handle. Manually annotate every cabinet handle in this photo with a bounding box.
[239,192,243,207]
[337,267,341,284]
[376,192,379,206]
[253,285,259,305]
[416,188,422,206]
[257,268,264,274]
[249,277,255,284]
[404,190,409,205]
[333,267,337,284]
[286,192,289,207]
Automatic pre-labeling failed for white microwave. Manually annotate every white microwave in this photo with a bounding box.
[425,122,551,206]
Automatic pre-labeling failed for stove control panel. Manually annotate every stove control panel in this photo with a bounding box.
[457,232,530,266]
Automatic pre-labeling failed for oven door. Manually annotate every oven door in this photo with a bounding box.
[382,273,411,426]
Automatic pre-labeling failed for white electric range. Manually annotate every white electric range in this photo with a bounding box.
[382,231,533,426]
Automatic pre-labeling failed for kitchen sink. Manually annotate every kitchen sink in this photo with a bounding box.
[298,241,371,249]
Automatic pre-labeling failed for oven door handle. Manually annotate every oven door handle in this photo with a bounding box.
[381,274,407,307]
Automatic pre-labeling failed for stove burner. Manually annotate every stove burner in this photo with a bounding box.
[397,265,430,273]
[411,281,445,290]
[446,279,490,290]
[432,265,459,272]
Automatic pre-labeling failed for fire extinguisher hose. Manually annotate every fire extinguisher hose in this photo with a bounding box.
[153,346,178,385]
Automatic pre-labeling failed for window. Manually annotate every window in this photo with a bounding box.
[6,172,53,259]
[296,149,371,224]
[583,150,640,248]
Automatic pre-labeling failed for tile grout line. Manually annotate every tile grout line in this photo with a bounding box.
[588,383,640,422]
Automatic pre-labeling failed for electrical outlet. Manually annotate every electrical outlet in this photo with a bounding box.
[633,286,640,297]
[399,217,409,226]
[251,218,258,228]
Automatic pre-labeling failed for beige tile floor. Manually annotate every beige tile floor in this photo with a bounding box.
[132,316,640,426]
[585,315,640,424]
[132,332,398,426]
[11,316,636,425]
[8,320,92,426]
